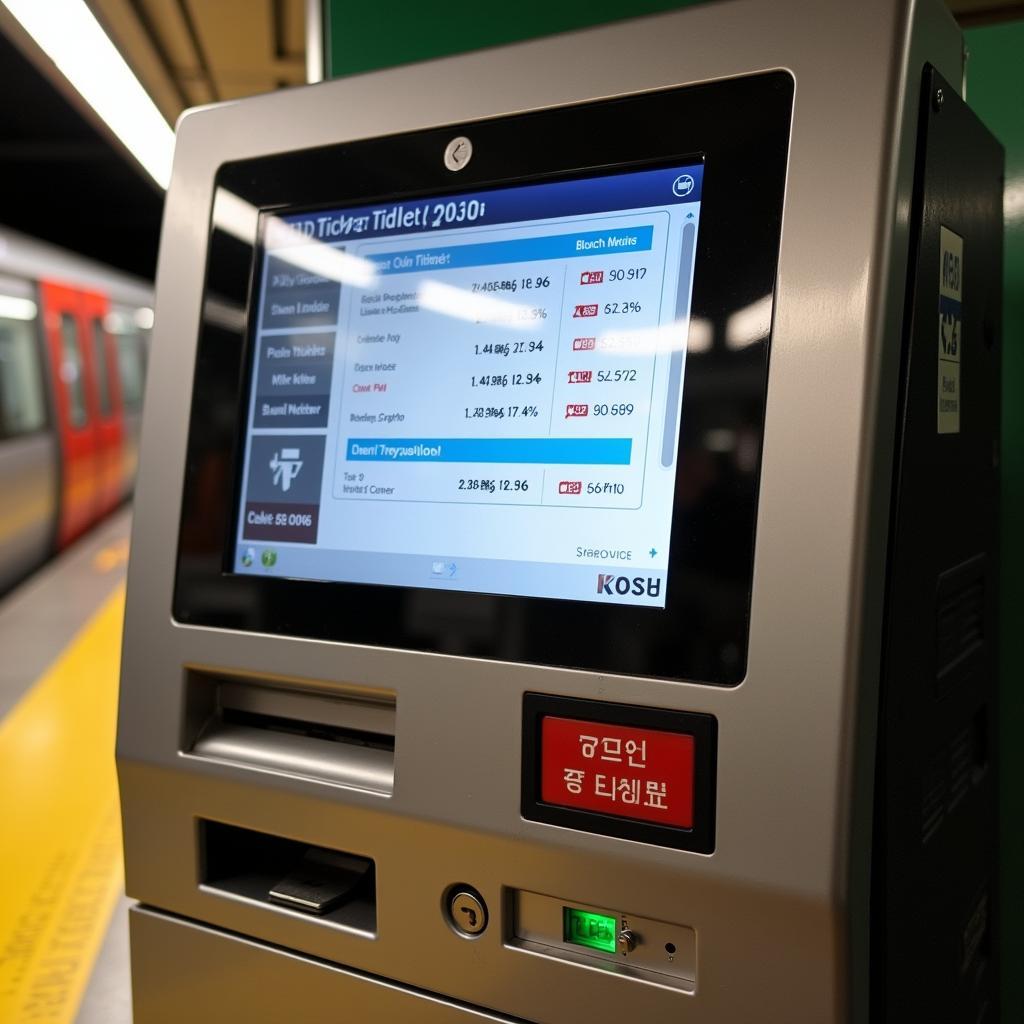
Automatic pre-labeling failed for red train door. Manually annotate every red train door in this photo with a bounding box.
[81,291,123,517]
[39,281,102,545]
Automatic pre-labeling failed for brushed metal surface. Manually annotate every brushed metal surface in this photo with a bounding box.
[117,2,963,1021]
[511,889,697,987]
[217,678,396,736]
[129,907,525,1023]
[190,723,395,794]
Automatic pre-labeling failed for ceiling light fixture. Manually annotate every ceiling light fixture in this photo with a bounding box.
[1,0,175,188]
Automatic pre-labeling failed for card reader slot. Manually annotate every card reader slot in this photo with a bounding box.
[186,672,396,795]
[200,820,376,934]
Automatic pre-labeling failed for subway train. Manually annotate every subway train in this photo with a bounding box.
[0,224,152,595]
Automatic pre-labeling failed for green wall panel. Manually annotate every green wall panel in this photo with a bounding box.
[964,22,1024,1023]
[324,0,708,77]
[323,5,1022,1019]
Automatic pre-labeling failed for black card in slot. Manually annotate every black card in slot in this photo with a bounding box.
[268,848,371,915]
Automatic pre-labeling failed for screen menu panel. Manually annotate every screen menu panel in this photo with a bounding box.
[234,163,703,608]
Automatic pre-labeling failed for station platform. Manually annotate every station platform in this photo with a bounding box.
[0,508,133,1023]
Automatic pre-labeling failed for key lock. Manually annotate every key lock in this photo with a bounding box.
[446,885,489,937]
[617,926,638,954]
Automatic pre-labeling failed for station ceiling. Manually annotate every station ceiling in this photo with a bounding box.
[81,0,1024,128]
[0,0,1019,280]
[0,27,162,279]
[88,0,307,122]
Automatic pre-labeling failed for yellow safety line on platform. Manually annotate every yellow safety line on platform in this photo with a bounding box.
[91,540,129,575]
[0,586,126,1023]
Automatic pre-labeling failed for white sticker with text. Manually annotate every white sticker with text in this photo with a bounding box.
[938,225,963,434]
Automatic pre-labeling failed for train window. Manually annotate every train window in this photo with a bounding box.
[117,327,148,407]
[105,307,148,413]
[115,331,145,412]
[0,306,46,438]
[59,313,88,429]
[90,317,113,417]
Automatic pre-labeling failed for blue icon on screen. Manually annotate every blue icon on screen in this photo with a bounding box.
[672,174,695,198]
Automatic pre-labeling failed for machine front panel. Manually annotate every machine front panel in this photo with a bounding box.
[174,71,794,685]
[117,4,984,1023]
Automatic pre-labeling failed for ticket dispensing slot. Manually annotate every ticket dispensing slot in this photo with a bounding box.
[185,670,396,795]
[200,821,376,933]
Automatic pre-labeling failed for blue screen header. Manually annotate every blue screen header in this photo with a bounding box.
[367,225,654,275]
[273,161,703,246]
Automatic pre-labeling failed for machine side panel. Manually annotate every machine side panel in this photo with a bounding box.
[873,67,1002,1024]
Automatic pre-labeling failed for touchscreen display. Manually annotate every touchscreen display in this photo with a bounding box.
[234,162,703,608]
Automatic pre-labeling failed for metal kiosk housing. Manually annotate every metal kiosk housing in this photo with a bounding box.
[117,1,1003,1021]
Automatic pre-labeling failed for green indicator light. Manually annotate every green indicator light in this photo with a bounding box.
[563,907,617,954]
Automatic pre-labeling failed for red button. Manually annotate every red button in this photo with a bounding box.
[540,716,695,829]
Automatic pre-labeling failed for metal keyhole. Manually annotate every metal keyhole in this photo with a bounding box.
[447,887,488,936]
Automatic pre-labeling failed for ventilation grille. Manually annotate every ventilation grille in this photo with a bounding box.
[935,556,986,695]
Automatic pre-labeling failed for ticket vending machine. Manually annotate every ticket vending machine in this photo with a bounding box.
[117,1,1003,1020]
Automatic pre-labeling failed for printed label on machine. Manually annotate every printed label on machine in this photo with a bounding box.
[938,225,963,434]
[540,716,695,828]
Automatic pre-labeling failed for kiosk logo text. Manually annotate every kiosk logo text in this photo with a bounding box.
[596,573,662,597]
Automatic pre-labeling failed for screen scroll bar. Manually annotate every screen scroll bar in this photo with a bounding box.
[661,220,697,468]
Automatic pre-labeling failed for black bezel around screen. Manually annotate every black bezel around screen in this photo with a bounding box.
[174,71,793,685]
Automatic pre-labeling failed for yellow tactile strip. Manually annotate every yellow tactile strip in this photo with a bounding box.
[0,586,125,1023]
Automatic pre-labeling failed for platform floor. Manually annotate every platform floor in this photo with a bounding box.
[0,508,133,1023]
